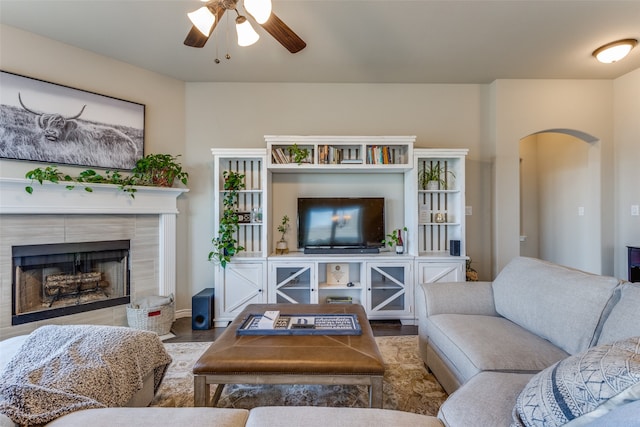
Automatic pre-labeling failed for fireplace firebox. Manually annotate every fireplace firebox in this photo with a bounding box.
[12,240,131,325]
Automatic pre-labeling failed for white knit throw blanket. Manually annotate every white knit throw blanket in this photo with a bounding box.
[0,325,172,426]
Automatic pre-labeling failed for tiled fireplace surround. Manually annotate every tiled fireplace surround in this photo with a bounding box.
[0,178,187,340]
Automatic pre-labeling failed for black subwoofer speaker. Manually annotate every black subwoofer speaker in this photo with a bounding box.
[192,288,214,330]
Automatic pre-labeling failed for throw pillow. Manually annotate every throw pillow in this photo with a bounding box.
[512,336,640,427]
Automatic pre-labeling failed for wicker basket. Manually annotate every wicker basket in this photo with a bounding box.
[126,295,174,335]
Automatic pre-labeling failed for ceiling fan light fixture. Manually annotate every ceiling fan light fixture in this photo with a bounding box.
[188,6,216,37]
[244,0,272,24]
[592,39,637,63]
[236,15,260,47]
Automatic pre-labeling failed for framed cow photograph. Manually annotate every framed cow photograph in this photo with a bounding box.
[0,71,144,169]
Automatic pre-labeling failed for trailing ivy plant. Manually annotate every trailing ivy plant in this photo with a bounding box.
[23,153,188,198]
[25,166,74,194]
[208,170,246,268]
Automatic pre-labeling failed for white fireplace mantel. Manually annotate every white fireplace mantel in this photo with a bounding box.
[0,177,188,298]
[0,177,187,215]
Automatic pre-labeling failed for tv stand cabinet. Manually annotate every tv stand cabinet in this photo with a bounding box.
[268,253,414,324]
[211,137,467,326]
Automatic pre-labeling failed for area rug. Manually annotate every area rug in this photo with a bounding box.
[150,335,447,416]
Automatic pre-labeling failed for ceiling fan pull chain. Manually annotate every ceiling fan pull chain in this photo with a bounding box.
[225,12,231,60]
[214,33,221,63]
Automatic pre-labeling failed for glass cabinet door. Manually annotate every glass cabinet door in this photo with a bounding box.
[270,263,315,304]
[366,263,411,317]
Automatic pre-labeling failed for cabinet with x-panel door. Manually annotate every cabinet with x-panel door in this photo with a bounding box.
[267,256,413,323]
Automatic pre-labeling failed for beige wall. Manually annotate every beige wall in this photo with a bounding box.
[520,133,600,273]
[614,68,640,280]
[492,79,615,275]
[2,24,638,317]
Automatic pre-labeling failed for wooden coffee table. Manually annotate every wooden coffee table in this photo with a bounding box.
[193,303,385,408]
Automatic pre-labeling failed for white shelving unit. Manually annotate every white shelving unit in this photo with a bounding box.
[406,148,468,285]
[266,135,414,172]
[211,149,268,326]
[211,139,467,325]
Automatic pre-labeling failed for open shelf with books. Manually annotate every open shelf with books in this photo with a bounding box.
[266,135,414,171]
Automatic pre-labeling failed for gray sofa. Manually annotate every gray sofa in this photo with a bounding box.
[3,257,639,426]
[417,256,640,427]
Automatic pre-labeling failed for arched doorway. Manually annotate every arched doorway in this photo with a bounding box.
[519,129,602,273]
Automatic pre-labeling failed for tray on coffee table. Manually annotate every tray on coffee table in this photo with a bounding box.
[237,313,362,336]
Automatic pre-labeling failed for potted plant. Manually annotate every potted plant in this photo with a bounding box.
[23,153,188,197]
[418,163,455,190]
[275,215,290,254]
[209,170,246,267]
[287,144,310,165]
[382,226,408,254]
[131,153,189,187]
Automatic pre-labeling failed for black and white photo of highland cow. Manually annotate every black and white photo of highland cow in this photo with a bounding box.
[0,71,144,169]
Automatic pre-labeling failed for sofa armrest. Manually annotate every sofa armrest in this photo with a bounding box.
[417,281,498,317]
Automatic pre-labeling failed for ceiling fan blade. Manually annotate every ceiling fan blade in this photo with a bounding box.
[260,12,306,53]
[183,6,226,48]
[184,26,210,48]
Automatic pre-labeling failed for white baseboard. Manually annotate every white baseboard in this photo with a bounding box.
[175,309,191,319]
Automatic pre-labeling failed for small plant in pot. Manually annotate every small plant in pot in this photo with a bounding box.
[382,226,408,254]
[132,153,189,187]
[209,171,245,267]
[419,163,455,190]
[287,144,310,165]
[275,215,290,254]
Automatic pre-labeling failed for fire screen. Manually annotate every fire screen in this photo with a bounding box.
[12,240,130,325]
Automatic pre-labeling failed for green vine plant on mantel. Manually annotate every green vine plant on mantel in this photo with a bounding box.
[209,170,246,267]
[23,153,189,198]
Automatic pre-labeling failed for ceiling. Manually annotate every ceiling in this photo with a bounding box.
[1,0,640,84]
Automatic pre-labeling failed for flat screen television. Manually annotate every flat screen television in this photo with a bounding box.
[297,197,385,254]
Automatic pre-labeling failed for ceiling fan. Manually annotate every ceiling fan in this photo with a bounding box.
[184,0,306,54]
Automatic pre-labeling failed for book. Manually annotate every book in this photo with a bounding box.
[257,310,280,329]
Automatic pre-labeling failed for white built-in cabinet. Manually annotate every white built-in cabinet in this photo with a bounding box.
[211,139,467,326]
[267,256,413,322]
[212,149,268,326]
[406,148,469,286]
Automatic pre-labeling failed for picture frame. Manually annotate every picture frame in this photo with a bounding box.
[0,71,145,169]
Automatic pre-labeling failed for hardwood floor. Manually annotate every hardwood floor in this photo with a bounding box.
[164,317,417,343]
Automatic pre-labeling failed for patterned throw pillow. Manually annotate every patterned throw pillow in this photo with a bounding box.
[512,336,640,427]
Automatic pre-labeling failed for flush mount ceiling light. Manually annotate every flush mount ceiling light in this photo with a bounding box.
[185,0,305,53]
[592,39,638,63]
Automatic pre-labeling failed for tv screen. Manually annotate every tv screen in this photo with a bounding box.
[297,198,385,250]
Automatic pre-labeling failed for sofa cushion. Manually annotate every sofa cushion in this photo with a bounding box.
[45,408,249,427]
[245,407,444,427]
[580,399,640,426]
[597,282,640,345]
[438,371,534,427]
[512,336,640,427]
[492,257,620,355]
[426,314,568,382]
